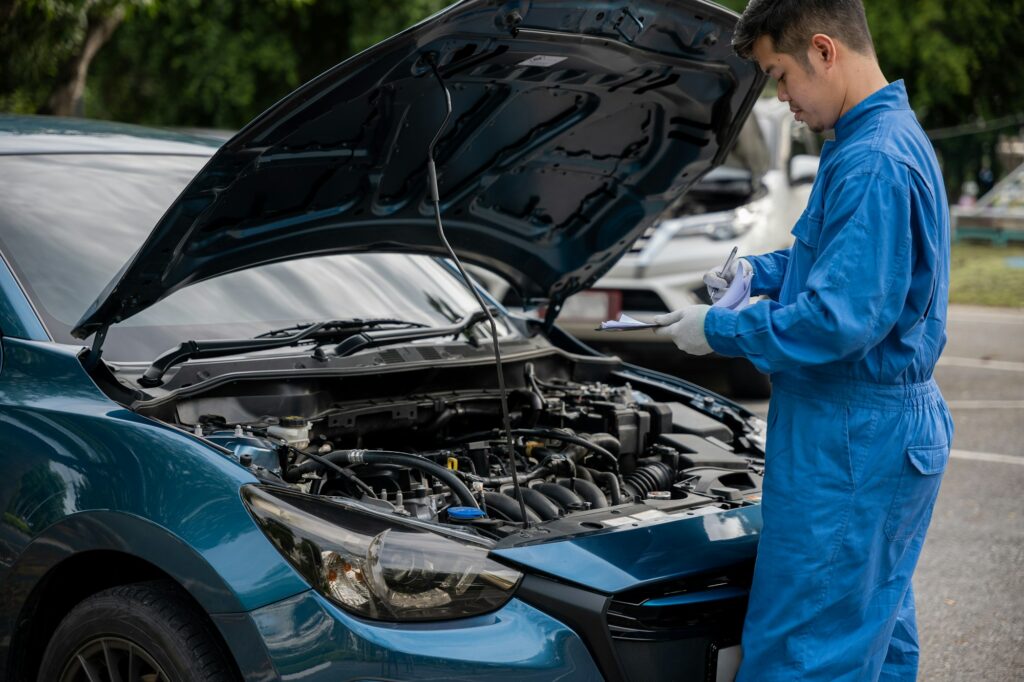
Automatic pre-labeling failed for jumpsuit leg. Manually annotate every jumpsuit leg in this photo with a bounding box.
[879,583,920,681]
[736,380,950,682]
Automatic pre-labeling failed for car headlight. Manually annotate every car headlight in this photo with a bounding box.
[670,196,771,241]
[242,485,521,621]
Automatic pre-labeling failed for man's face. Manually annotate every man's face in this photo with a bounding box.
[751,35,842,133]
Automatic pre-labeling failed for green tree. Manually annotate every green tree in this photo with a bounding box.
[87,0,447,129]
[0,0,153,115]
[719,0,1024,131]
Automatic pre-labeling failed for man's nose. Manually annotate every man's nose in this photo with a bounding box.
[776,82,789,102]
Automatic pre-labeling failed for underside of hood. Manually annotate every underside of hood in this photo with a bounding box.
[73,0,764,339]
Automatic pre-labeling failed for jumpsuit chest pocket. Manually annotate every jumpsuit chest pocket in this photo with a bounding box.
[885,443,949,541]
[790,211,822,250]
[780,213,824,303]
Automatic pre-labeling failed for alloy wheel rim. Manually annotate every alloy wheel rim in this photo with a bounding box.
[58,636,169,682]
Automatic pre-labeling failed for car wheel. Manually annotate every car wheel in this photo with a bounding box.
[727,359,772,400]
[37,580,236,682]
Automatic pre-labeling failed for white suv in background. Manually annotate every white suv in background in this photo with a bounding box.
[504,98,820,397]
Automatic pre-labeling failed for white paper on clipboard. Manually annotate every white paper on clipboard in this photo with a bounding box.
[597,313,660,331]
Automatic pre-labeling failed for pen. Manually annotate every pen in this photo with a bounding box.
[710,246,739,299]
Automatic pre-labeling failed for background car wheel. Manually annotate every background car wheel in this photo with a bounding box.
[37,580,237,682]
[727,359,772,400]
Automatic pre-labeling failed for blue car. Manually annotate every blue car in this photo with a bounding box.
[0,1,768,680]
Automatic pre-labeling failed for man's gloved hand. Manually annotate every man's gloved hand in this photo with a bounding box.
[654,305,713,355]
[703,258,753,303]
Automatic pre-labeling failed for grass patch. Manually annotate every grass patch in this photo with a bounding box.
[949,242,1024,308]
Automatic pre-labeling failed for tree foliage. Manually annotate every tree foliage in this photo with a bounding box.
[2,0,1021,143]
[87,0,448,128]
[719,0,1024,130]
[0,0,148,114]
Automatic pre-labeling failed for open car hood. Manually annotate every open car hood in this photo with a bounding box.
[72,0,763,338]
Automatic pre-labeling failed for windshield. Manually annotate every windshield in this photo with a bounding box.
[0,154,513,361]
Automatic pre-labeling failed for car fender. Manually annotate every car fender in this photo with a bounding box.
[0,339,311,613]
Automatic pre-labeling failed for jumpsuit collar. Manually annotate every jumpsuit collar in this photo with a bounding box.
[833,80,911,142]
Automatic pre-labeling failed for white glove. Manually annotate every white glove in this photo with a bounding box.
[703,258,753,303]
[654,305,713,355]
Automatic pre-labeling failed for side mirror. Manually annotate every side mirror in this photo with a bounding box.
[788,154,819,186]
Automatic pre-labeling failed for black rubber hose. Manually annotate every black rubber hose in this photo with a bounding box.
[586,432,621,456]
[622,461,674,499]
[514,429,620,473]
[463,467,551,487]
[425,404,501,432]
[285,450,478,508]
[587,468,623,506]
[515,388,543,428]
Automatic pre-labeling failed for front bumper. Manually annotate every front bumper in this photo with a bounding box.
[235,589,601,681]
[220,502,759,681]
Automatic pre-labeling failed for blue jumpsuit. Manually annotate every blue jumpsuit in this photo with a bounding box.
[704,81,953,681]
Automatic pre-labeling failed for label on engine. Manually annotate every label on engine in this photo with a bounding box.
[518,55,568,67]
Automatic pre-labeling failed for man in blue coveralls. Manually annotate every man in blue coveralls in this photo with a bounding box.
[654,1,953,679]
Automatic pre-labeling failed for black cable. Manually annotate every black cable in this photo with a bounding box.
[425,60,530,527]
[281,445,377,499]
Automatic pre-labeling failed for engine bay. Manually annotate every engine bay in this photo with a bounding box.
[136,351,765,541]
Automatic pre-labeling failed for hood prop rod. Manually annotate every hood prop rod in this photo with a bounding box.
[425,57,530,528]
[84,324,109,370]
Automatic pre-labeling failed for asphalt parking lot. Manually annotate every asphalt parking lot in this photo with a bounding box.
[914,306,1024,681]
[633,304,1024,680]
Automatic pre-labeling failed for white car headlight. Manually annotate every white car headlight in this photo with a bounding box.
[670,196,771,242]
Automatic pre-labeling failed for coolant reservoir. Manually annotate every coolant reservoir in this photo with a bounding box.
[267,416,311,449]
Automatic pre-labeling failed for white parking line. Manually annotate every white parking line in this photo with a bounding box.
[947,400,1024,409]
[951,449,1024,466]
[938,356,1024,373]
[947,308,1024,324]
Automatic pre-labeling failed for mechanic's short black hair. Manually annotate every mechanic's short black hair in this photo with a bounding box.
[732,0,875,66]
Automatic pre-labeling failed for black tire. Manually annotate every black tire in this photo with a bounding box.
[37,580,237,682]
[727,358,772,400]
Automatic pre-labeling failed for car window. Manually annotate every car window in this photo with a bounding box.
[0,154,512,361]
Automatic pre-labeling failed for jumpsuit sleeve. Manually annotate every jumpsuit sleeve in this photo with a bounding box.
[743,250,790,299]
[703,168,914,374]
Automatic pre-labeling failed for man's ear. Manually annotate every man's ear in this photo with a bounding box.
[810,33,838,69]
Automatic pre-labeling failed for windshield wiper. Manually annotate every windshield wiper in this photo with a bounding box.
[313,308,498,361]
[136,318,428,387]
[254,318,428,339]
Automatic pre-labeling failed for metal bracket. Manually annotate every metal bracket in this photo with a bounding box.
[614,8,645,43]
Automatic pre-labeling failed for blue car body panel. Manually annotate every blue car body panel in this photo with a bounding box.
[493,505,761,593]
[249,591,601,681]
[0,339,310,614]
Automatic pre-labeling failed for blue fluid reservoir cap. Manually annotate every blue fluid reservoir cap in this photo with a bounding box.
[448,506,487,521]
